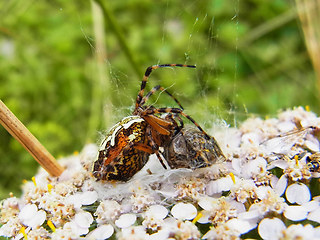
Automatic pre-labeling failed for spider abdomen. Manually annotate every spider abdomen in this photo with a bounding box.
[92,116,150,181]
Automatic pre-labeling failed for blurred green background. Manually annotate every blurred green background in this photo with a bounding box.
[0,0,319,198]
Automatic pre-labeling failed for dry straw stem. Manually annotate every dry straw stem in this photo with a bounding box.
[0,100,64,177]
[296,0,320,91]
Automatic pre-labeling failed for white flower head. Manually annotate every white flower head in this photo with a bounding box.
[95,200,122,224]
[230,178,257,203]
[282,224,318,239]
[202,218,254,239]
[166,219,200,240]
[142,205,168,231]
[284,155,312,181]
[199,197,239,224]
[129,185,157,212]
[0,218,21,238]
[117,225,147,240]
[18,204,46,229]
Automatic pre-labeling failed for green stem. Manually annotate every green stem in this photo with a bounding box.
[93,0,142,78]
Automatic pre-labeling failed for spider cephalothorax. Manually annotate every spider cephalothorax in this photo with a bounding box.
[92,64,220,181]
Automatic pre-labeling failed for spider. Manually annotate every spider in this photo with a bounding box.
[163,127,226,169]
[92,64,211,181]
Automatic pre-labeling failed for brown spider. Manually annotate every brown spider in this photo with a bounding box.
[92,64,212,181]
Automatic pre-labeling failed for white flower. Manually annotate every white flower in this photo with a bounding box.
[286,183,311,204]
[243,157,267,177]
[95,200,122,223]
[0,218,21,237]
[164,219,200,240]
[66,191,98,209]
[171,202,197,220]
[229,178,257,203]
[250,186,286,215]
[115,213,137,228]
[203,218,256,239]
[241,132,262,146]
[51,227,79,240]
[148,229,170,240]
[197,197,240,224]
[64,211,93,236]
[18,204,46,229]
[283,224,319,239]
[258,218,286,240]
[117,226,147,240]
[142,205,168,231]
[129,185,157,212]
[86,224,114,240]
[206,175,235,195]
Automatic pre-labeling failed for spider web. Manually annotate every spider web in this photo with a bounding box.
[88,0,312,138]
[153,0,243,130]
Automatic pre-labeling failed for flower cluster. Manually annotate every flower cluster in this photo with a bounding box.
[1,106,320,239]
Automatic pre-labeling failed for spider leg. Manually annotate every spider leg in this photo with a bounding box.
[136,126,168,169]
[140,85,184,109]
[144,107,211,140]
[132,142,167,169]
[143,115,172,135]
[135,64,196,109]
[165,113,184,134]
[165,113,184,128]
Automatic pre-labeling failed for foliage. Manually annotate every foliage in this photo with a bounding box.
[0,0,318,198]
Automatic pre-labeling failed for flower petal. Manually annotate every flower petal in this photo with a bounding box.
[18,204,46,228]
[307,208,320,223]
[171,202,197,220]
[226,218,256,234]
[284,205,308,221]
[286,183,311,205]
[81,191,98,205]
[206,176,234,195]
[74,211,93,228]
[86,224,114,239]
[258,218,285,240]
[274,175,287,196]
[146,205,168,220]
[115,214,137,228]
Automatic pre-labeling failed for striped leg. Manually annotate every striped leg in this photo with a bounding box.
[135,64,196,109]
[140,85,184,109]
